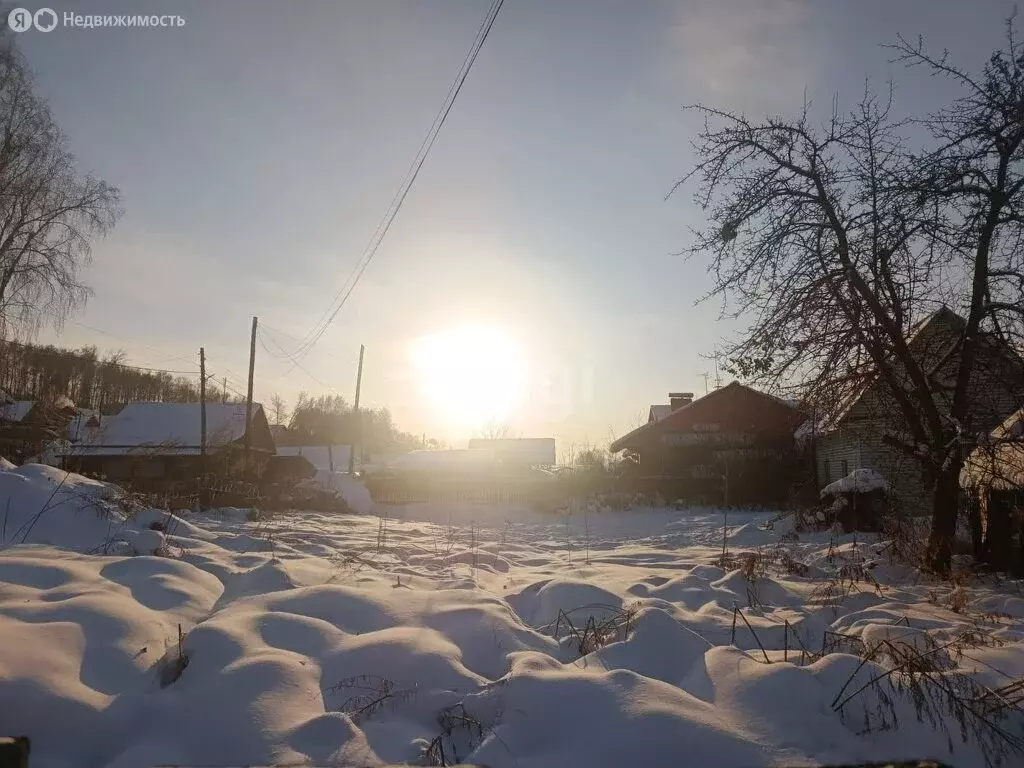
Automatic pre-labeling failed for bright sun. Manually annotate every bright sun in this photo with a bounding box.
[412,325,527,430]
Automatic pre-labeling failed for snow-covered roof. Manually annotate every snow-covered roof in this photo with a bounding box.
[0,401,34,423]
[820,468,888,497]
[67,409,99,442]
[276,444,352,472]
[961,407,1024,489]
[67,402,265,456]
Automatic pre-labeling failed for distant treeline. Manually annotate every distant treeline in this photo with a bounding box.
[0,339,226,410]
[286,393,438,456]
[0,340,431,455]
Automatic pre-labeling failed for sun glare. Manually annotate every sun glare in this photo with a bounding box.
[412,326,526,430]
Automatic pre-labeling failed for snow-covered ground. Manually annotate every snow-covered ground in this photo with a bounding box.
[1,465,1023,767]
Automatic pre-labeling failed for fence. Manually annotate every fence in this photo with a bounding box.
[365,474,550,506]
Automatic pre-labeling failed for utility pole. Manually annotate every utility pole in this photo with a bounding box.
[244,316,258,480]
[700,372,711,396]
[222,377,227,404]
[348,344,365,474]
[199,347,208,510]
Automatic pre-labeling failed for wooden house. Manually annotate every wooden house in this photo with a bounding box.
[0,397,79,463]
[609,382,805,506]
[63,402,275,491]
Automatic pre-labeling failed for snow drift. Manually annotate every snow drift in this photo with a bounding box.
[0,487,1022,767]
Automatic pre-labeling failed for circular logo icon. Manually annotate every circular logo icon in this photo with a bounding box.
[7,8,32,32]
[33,8,57,32]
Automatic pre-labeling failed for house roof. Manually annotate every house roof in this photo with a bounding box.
[649,404,672,422]
[817,307,969,435]
[0,401,34,423]
[610,381,802,453]
[67,409,99,442]
[961,407,1024,489]
[276,444,352,472]
[66,402,268,456]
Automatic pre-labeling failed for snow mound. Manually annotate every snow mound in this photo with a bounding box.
[300,471,374,514]
[0,464,131,551]
[821,468,888,497]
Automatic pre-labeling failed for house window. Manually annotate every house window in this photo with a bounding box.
[841,459,849,478]
[823,459,831,483]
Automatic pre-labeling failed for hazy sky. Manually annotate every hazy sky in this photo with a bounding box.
[14,0,1018,448]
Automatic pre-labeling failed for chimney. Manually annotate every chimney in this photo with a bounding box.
[669,392,693,411]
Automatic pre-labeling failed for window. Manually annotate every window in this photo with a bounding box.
[841,459,849,478]
[824,459,831,483]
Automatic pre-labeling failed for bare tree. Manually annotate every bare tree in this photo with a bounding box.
[0,40,120,336]
[269,392,288,426]
[675,22,1024,573]
[476,421,514,440]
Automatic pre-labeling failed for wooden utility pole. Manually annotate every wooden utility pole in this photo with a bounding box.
[199,347,208,509]
[244,316,258,479]
[222,377,227,404]
[348,344,365,474]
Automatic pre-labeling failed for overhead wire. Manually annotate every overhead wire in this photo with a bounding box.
[257,328,340,393]
[283,0,505,363]
[66,319,199,369]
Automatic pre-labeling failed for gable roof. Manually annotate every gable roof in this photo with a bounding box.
[610,381,802,452]
[818,307,972,435]
[649,404,671,422]
[68,402,270,456]
[961,407,1024,489]
[0,401,34,423]
[276,444,352,472]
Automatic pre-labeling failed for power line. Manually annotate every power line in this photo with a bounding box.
[258,323,359,366]
[66,319,199,369]
[285,0,505,362]
[257,328,340,393]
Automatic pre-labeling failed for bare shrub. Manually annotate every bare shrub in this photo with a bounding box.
[831,628,1023,768]
[423,702,503,767]
[549,603,639,657]
[809,543,884,610]
[157,624,189,688]
[325,675,415,723]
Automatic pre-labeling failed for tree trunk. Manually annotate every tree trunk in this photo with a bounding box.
[982,490,1014,571]
[966,492,984,561]
[925,468,961,574]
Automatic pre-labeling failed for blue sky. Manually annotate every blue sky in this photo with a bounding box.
[15,0,1017,447]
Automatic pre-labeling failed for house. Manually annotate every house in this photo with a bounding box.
[0,397,79,463]
[960,408,1024,571]
[63,402,275,489]
[812,308,1024,512]
[609,383,806,506]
